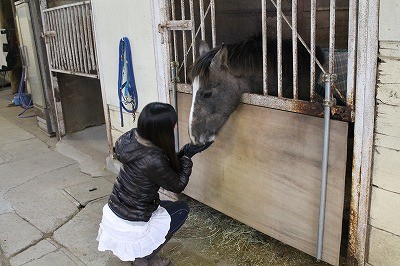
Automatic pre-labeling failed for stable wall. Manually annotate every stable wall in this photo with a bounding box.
[367,1,400,265]
[177,93,348,265]
[91,0,160,143]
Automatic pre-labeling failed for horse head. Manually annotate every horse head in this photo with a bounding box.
[188,41,249,145]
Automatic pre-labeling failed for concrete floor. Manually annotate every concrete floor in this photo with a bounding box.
[0,87,334,265]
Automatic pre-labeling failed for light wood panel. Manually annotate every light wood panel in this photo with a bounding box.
[177,93,348,265]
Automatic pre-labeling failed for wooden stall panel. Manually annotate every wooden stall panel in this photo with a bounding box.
[177,93,347,265]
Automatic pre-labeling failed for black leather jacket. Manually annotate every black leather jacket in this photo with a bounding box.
[108,129,193,222]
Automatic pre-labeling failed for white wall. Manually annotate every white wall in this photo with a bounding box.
[379,0,400,41]
[92,0,162,143]
[368,1,400,265]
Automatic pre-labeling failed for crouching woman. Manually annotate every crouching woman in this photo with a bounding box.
[97,102,211,266]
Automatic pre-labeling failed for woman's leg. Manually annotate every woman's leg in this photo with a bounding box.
[160,200,190,235]
[143,200,190,260]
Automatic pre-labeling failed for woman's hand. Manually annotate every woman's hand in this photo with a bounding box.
[178,141,213,158]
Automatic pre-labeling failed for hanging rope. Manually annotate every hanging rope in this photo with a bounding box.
[118,37,138,127]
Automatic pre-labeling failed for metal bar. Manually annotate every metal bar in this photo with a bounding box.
[63,8,74,71]
[86,4,96,72]
[346,0,357,107]
[176,84,353,122]
[328,0,336,74]
[81,3,90,72]
[42,1,89,12]
[77,5,88,74]
[262,0,268,95]
[199,0,205,40]
[181,0,188,83]
[68,7,79,72]
[277,0,283,97]
[171,0,178,62]
[46,12,57,69]
[210,0,216,47]
[171,61,179,151]
[60,9,73,71]
[292,0,298,100]
[189,0,196,61]
[50,68,98,78]
[317,74,335,261]
[56,9,70,70]
[165,0,173,72]
[310,0,317,102]
[177,2,211,73]
[269,0,326,74]
[317,0,337,259]
[160,20,193,30]
[74,6,84,73]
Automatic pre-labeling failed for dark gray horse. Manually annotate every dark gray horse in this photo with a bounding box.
[188,34,325,145]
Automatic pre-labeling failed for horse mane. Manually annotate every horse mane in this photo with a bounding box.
[189,33,264,81]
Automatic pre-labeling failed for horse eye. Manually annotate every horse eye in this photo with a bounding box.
[203,91,213,98]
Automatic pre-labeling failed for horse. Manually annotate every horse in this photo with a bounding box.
[188,34,325,145]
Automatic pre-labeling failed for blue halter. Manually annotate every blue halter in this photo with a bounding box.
[118,37,138,127]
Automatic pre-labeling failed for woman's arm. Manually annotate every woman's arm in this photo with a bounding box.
[144,154,193,193]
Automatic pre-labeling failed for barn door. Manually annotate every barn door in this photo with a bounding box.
[153,1,363,265]
[40,0,98,137]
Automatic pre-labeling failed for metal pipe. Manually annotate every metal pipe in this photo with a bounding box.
[346,0,357,107]
[277,0,283,97]
[210,0,216,47]
[292,0,298,100]
[317,73,336,261]
[171,0,178,62]
[199,0,205,40]
[310,0,317,101]
[181,0,187,83]
[189,0,196,61]
[170,61,180,152]
[261,0,268,95]
[317,1,336,260]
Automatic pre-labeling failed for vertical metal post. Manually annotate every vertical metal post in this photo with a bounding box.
[189,0,196,61]
[181,0,187,83]
[346,0,358,107]
[199,0,205,41]
[317,0,336,260]
[210,0,216,47]
[277,0,283,97]
[310,0,317,101]
[317,73,336,261]
[170,61,179,152]
[292,0,298,100]
[171,0,178,62]
[261,0,268,95]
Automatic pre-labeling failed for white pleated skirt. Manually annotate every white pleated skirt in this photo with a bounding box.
[97,204,171,261]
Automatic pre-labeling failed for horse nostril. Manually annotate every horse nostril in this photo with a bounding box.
[203,91,213,98]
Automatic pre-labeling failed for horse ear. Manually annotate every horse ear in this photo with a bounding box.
[199,41,210,56]
[211,43,228,70]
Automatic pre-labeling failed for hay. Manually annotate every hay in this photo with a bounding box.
[164,198,328,266]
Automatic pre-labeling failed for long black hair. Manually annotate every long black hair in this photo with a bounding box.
[137,102,179,171]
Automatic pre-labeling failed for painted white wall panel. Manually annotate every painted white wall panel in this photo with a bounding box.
[370,187,400,235]
[379,0,400,41]
[91,0,159,111]
[368,227,400,266]
[372,147,400,194]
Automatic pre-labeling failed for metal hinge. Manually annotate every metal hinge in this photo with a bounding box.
[42,31,56,38]
[158,20,193,31]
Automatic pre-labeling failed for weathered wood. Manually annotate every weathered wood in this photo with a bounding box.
[370,187,400,235]
[368,226,400,266]
[372,146,400,194]
[177,93,347,265]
